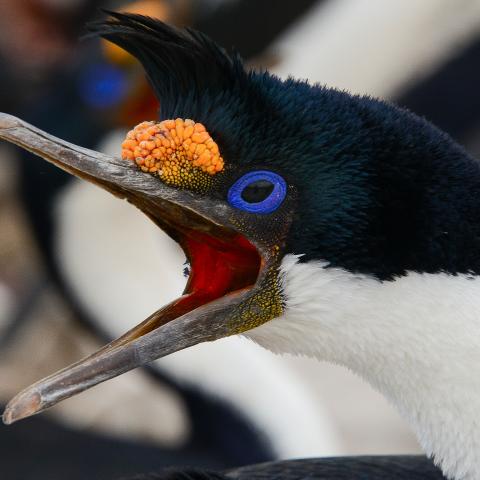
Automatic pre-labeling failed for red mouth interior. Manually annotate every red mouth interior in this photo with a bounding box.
[175,232,262,315]
[115,225,262,345]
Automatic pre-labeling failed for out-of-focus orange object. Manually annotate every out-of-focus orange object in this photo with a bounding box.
[102,0,172,66]
[101,0,192,127]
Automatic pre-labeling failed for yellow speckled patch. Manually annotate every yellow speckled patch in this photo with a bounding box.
[235,268,283,333]
[228,262,283,335]
[224,218,285,334]
[121,119,224,190]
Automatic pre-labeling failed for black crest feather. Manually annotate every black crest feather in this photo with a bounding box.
[87,11,246,119]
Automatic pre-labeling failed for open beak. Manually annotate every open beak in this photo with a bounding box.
[0,113,268,424]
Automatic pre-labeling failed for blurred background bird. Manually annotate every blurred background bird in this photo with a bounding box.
[1,1,480,480]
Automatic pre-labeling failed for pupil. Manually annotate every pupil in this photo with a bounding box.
[241,180,275,203]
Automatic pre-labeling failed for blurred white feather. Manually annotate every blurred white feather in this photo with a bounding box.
[272,0,480,97]
[0,282,14,336]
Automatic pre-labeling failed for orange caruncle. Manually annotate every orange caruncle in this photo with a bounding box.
[121,119,224,190]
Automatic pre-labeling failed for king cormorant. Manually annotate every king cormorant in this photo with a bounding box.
[1,12,479,480]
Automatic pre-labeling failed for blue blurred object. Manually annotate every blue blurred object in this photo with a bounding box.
[78,63,128,109]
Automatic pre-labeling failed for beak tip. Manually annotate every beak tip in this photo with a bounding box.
[0,113,22,131]
[3,390,42,425]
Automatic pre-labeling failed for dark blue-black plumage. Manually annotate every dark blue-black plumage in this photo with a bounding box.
[122,456,445,480]
[90,12,480,281]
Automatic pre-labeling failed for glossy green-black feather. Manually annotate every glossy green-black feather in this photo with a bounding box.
[88,13,480,280]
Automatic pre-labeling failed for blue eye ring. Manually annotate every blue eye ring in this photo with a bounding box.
[227,170,287,214]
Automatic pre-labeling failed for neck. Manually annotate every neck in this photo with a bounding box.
[247,255,480,480]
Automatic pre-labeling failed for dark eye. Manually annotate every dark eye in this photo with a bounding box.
[241,180,274,203]
[228,171,287,214]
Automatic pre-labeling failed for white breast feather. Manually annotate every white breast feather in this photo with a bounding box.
[246,254,480,480]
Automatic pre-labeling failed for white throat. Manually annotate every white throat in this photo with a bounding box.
[246,254,480,480]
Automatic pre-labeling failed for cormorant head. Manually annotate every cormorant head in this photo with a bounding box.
[1,12,474,423]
